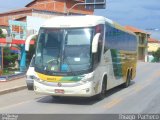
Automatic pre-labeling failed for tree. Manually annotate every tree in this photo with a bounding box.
[152,48,160,62]
[0,28,2,34]
[0,28,6,38]
[3,48,18,68]
[0,28,18,68]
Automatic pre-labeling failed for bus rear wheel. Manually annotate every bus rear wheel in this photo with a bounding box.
[123,70,131,88]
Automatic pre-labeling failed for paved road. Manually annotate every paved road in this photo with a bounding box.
[0,62,160,114]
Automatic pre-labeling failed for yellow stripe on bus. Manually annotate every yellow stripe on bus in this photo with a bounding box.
[36,72,63,82]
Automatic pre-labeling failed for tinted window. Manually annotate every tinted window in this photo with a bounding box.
[105,23,137,51]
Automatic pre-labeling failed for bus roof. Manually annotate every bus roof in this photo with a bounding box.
[42,15,136,36]
[42,15,112,28]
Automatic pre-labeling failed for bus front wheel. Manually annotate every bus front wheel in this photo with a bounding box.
[52,96,61,100]
[96,77,107,100]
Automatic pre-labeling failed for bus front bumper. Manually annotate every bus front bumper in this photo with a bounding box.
[34,80,97,97]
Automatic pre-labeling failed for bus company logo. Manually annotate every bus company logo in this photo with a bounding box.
[47,77,57,81]
[57,82,62,87]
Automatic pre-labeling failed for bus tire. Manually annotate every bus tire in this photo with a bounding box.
[96,76,107,100]
[123,70,131,88]
[27,83,34,90]
[52,96,61,100]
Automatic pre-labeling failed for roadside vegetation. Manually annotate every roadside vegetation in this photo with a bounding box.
[0,28,37,75]
[152,48,160,62]
[0,28,18,75]
[0,28,6,38]
[3,47,18,74]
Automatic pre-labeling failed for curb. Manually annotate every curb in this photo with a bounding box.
[0,73,26,82]
[0,85,27,95]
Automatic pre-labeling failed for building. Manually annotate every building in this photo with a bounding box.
[148,38,160,52]
[0,0,93,71]
[0,0,93,28]
[125,26,150,62]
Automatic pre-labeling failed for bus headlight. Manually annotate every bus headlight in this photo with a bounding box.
[26,75,35,80]
[27,75,41,81]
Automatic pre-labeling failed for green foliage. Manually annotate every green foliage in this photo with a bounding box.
[152,48,160,62]
[0,34,6,38]
[0,28,2,34]
[0,28,6,38]
[0,29,19,71]
[3,54,18,67]
[2,68,15,75]
[0,32,6,38]
[3,47,11,55]
[3,47,18,67]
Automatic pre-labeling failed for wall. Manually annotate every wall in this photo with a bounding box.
[0,11,32,27]
[32,10,60,19]
[26,16,48,36]
[136,33,148,61]
[28,0,93,14]
[148,42,160,53]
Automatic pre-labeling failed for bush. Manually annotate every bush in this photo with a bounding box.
[3,54,18,67]
[152,48,160,62]
[0,34,6,38]
[0,28,2,34]
[0,28,6,38]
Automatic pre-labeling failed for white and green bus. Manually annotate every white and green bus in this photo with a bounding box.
[28,15,137,99]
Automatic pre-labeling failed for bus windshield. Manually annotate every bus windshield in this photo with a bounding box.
[35,28,94,75]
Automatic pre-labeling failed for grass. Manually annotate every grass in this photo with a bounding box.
[2,68,19,76]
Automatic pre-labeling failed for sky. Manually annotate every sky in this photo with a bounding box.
[95,0,160,29]
[0,0,160,39]
[0,0,32,13]
[94,0,160,39]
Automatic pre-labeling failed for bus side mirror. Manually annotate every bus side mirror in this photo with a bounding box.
[25,34,37,51]
[92,33,100,53]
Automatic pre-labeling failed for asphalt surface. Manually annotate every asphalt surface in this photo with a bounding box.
[0,62,160,114]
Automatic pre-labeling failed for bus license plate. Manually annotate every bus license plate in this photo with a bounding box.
[55,89,64,94]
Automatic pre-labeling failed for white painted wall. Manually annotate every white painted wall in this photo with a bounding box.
[26,16,48,36]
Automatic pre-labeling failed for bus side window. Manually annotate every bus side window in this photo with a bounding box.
[105,23,113,52]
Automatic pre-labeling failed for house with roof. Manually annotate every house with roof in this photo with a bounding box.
[0,0,94,43]
[148,38,160,52]
[0,0,93,29]
[125,26,150,62]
